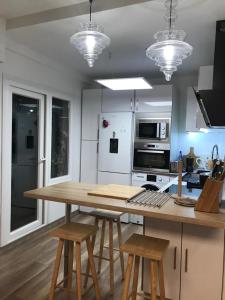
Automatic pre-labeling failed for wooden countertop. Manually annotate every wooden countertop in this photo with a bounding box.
[24,182,225,229]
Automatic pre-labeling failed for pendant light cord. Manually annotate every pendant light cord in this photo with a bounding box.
[89,0,93,22]
[169,0,173,35]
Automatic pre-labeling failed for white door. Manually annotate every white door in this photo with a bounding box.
[180,224,224,300]
[98,112,133,173]
[102,89,134,112]
[81,140,98,184]
[82,89,102,140]
[1,85,45,246]
[144,218,182,300]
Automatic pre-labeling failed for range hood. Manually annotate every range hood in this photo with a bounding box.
[194,20,225,128]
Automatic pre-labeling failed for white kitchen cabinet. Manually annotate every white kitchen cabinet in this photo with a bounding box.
[97,171,131,223]
[185,87,207,131]
[101,89,134,112]
[144,219,225,300]
[180,224,224,300]
[82,89,102,140]
[97,171,131,185]
[80,140,98,184]
[144,218,182,300]
[198,65,213,91]
[135,85,172,113]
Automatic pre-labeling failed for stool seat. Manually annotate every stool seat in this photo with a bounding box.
[48,222,100,300]
[89,209,124,219]
[120,234,169,300]
[49,222,98,242]
[121,233,169,260]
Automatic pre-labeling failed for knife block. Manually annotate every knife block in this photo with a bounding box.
[195,177,224,213]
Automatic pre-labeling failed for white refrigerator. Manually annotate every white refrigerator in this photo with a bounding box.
[97,112,133,223]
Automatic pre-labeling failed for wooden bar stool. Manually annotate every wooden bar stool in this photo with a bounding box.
[84,209,125,295]
[48,222,101,300]
[120,233,169,300]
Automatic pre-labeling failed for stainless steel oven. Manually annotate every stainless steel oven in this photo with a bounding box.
[133,142,170,172]
[135,113,170,142]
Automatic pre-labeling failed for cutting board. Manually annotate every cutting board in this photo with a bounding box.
[88,184,145,200]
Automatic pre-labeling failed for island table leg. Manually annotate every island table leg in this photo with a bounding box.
[64,203,72,287]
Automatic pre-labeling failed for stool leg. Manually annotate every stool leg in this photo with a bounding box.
[150,261,158,300]
[158,261,165,300]
[83,217,99,288]
[117,219,125,279]
[131,256,140,300]
[75,242,82,300]
[121,254,134,300]
[109,219,114,295]
[86,237,101,300]
[48,239,64,300]
[67,241,74,291]
[98,218,106,274]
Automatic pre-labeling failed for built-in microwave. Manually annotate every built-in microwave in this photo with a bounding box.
[135,115,170,141]
[133,142,170,172]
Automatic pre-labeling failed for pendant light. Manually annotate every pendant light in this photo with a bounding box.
[70,0,111,68]
[146,0,193,81]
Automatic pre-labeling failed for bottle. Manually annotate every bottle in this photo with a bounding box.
[178,151,183,161]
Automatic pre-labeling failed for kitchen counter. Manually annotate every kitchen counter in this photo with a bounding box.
[25,181,225,229]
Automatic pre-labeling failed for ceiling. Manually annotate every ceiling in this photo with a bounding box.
[0,0,87,19]
[3,0,225,80]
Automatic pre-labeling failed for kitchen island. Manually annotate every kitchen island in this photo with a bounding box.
[25,181,225,300]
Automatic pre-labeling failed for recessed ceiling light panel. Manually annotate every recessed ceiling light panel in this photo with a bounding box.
[96,77,152,90]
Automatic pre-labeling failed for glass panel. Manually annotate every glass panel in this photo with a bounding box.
[11,94,39,231]
[51,98,69,178]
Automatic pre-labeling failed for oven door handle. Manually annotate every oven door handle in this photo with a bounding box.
[137,150,165,154]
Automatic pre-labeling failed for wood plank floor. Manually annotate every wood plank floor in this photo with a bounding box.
[0,213,143,300]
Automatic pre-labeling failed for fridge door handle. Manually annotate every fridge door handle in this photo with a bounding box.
[97,142,99,153]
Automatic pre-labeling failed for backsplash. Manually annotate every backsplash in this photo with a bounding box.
[179,131,225,161]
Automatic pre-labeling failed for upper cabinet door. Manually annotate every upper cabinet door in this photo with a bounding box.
[180,224,224,300]
[102,89,134,112]
[82,89,102,140]
[135,85,173,113]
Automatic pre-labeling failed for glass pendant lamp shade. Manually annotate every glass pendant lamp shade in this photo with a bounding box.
[70,0,110,68]
[146,0,193,81]
[70,23,111,68]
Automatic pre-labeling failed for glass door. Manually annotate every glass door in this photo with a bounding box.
[1,86,45,245]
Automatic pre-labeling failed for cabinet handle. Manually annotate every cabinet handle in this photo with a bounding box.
[130,98,133,111]
[97,142,99,153]
[173,246,177,270]
[185,248,188,272]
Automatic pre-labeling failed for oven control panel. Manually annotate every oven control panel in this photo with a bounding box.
[132,172,170,186]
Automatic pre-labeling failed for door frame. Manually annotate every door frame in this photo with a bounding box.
[1,81,46,246]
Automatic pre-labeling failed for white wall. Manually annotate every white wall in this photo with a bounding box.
[0,37,87,233]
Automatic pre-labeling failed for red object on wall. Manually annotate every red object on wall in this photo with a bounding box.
[103,119,109,128]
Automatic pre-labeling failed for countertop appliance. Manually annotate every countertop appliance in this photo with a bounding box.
[194,20,225,127]
[98,112,133,223]
[133,142,170,173]
[135,112,170,143]
[131,172,170,224]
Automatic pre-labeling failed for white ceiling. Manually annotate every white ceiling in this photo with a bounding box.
[4,0,225,79]
[0,0,87,18]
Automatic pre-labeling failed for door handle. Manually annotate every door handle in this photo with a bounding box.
[185,248,188,272]
[173,246,177,270]
[39,157,46,163]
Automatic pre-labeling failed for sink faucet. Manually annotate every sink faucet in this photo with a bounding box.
[212,144,219,160]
